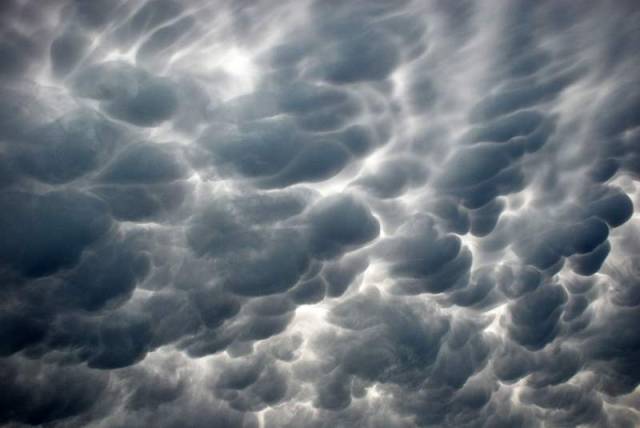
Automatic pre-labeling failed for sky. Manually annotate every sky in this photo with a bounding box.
[0,0,639,427]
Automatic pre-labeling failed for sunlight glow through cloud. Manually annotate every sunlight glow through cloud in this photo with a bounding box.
[0,1,639,427]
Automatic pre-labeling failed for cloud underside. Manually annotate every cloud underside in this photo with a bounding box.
[1,0,639,427]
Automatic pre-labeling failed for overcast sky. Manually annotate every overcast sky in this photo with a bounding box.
[1,1,639,427]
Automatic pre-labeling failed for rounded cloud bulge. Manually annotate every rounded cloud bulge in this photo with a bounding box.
[0,0,639,427]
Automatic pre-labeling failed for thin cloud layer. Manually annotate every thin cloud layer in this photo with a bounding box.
[0,0,639,427]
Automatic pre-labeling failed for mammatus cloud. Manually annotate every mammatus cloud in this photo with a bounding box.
[0,0,639,426]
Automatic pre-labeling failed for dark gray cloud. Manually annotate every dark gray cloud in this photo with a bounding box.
[0,190,112,277]
[0,0,639,427]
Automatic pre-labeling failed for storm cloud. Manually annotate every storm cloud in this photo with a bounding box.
[1,0,639,427]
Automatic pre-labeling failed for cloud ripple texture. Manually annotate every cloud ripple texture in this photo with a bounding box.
[0,1,639,427]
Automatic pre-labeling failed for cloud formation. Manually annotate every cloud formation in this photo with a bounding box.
[0,0,639,427]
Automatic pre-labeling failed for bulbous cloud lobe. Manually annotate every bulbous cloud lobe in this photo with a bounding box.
[0,0,639,427]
